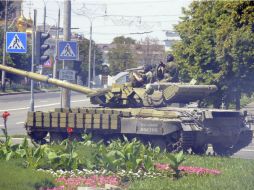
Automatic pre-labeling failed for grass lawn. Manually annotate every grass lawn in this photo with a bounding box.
[1,155,254,190]
[1,143,254,190]
[0,159,55,190]
[129,155,254,190]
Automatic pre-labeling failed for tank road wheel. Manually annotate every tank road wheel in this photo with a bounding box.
[212,144,233,156]
[29,131,48,144]
[191,144,208,155]
[50,132,68,143]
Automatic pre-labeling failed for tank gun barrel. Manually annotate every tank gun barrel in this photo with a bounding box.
[0,64,96,95]
[146,83,217,103]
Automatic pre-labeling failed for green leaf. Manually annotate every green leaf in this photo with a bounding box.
[136,158,143,166]
[21,137,28,149]
[154,146,160,154]
[47,152,58,160]
[6,151,13,161]
[33,146,43,158]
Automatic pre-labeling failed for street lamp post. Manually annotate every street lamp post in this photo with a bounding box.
[84,16,104,88]
[88,20,92,88]
[1,0,8,92]
[74,4,106,87]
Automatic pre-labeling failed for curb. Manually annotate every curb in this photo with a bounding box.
[0,89,60,96]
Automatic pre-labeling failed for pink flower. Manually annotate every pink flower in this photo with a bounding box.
[154,163,221,175]
[52,175,120,189]
[179,166,221,175]
[154,163,170,171]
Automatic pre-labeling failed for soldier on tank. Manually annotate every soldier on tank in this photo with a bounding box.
[130,71,145,87]
[156,54,179,82]
[130,64,157,87]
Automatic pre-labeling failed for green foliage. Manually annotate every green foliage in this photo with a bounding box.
[95,137,161,172]
[0,136,30,161]
[0,136,44,168]
[129,155,254,190]
[41,139,82,171]
[168,151,185,179]
[173,1,254,109]
[108,36,138,75]
[78,38,103,84]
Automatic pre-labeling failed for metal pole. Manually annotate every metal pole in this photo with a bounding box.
[62,0,71,108]
[53,8,60,79]
[1,0,8,92]
[30,9,37,112]
[92,44,96,85]
[43,5,46,32]
[88,21,92,88]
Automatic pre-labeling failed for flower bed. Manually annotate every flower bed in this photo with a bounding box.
[154,163,221,175]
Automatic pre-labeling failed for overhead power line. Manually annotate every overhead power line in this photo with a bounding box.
[75,0,176,5]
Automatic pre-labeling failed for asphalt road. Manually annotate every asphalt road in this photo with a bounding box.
[0,91,92,135]
[0,91,253,159]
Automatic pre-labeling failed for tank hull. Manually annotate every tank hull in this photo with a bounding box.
[25,107,253,156]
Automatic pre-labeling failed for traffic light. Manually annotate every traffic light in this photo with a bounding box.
[35,31,50,64]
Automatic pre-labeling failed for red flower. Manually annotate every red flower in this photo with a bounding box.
[2,111,10,120]
[67,127,73,134]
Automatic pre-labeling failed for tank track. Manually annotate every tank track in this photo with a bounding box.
[232,130,253,153]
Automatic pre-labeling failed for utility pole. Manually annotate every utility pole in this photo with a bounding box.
[53,8,60,79]
[88,23,92,88]
[30,9,37,112]
[62,0,71,108]
[93,46,96,83]
[1,0,8,92]
[43,5,46,32]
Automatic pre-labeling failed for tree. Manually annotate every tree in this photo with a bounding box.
[77,38,103,85]
[108,36,138,75]
[173,1,254,109]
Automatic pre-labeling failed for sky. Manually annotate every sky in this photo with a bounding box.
[22,0,192,44]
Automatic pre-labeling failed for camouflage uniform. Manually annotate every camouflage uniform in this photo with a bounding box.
[156,54,179,82]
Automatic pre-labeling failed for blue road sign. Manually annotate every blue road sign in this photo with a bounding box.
[6,32,27,53]
[58,41,78,60]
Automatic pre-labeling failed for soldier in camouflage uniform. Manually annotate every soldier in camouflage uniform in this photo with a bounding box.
[156,54,179,82]
[130,64,156,87]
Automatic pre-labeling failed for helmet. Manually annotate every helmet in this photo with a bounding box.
[167,54,174,62]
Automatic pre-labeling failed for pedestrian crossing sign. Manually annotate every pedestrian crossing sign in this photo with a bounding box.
[6,32,27,53]
[58,41,78,60]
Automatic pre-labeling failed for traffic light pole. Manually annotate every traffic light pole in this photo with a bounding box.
[30,9,37,112]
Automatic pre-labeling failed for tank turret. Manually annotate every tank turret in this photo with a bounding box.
[0,64,217,107]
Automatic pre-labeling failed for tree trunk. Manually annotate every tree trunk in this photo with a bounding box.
[235,91,241,110]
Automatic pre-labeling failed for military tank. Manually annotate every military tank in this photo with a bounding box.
[0,64,253,156]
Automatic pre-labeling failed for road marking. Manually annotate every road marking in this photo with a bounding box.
[16,122,25,124]
[0,99,89,112]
